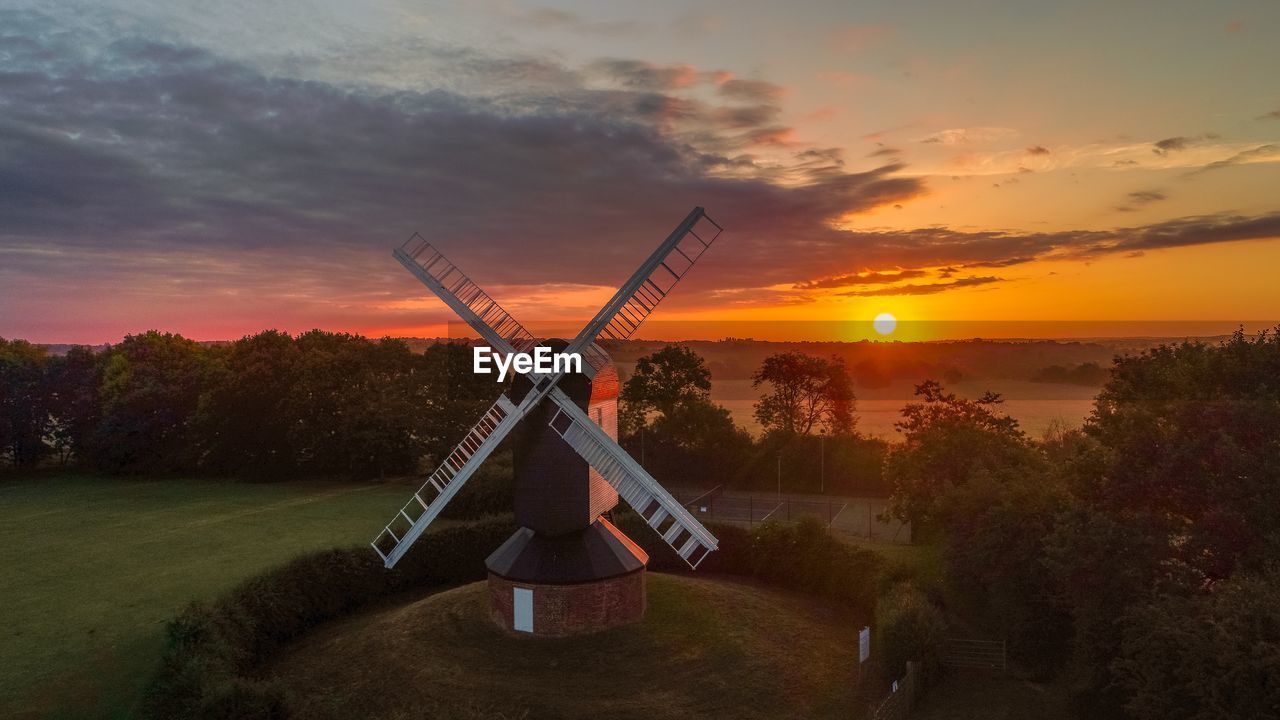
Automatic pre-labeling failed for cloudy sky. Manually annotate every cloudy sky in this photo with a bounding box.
[2,0,1278,343]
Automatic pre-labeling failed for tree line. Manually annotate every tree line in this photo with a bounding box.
[2,332,888,493]
[0,331,497,477]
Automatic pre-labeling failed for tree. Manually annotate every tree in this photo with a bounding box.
[751,352,854,436]
[45,345,103,465]
[0,338,52,467]
[281,331,422,478]
[1079,328,1280,581]
[620,346,751,487]
[1041,330,1280,715]
[195,330,302,477]
[884,380,1038,525]
[416,341,502,463]
[619,345,712,435]
[1113,568,1280,720]
[93,331,210,473]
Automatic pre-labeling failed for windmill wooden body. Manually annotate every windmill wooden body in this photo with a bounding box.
[372,208,723,636]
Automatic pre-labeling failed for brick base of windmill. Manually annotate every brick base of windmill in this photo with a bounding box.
[483,343,649,636]
[486,518,648,636]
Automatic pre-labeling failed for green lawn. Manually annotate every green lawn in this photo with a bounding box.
[0,473,435,720]
[268,573,865,720]
[834,532,946,591]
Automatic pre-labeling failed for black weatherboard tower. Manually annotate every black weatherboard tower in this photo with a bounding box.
[372,208,724,636]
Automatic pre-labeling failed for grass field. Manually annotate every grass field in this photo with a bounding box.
[268,573,866,720]
[0,473,437,720]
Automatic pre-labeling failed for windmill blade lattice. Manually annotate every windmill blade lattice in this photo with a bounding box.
[567,207,722,357]
[545,387,717,568]
[394,234,538,357]
[372,394,519,566]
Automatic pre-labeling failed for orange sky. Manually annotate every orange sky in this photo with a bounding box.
[2,2,1278,344]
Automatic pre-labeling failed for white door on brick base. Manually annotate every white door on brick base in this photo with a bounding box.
[513,587,534,632]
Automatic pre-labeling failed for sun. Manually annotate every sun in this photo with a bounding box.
[873,312,897,336]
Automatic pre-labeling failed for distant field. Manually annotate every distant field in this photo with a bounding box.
[0,474,435,720]
[710,378,1098,438]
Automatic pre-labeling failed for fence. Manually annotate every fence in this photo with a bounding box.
[941,638,1007,672]
[869,661,922,720]
[675,487,912,543]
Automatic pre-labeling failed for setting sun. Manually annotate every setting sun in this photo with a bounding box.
[874,313,898,336]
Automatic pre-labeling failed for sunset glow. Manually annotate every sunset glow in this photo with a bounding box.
[2,2,1278,344]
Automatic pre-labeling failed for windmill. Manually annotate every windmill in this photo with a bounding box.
[372,207,724,636]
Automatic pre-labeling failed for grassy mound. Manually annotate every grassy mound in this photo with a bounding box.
[266,573,864,720]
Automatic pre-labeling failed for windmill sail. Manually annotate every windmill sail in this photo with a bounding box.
[373,394,521,567]
[546,388,718,568]
[394,234,537,355]
[567,207,722,362]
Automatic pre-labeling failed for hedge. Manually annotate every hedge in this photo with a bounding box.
[141,518,516,720]
[616,513,885,616]
[145,513,910,718]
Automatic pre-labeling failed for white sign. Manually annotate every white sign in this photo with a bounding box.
[859,626,871,663]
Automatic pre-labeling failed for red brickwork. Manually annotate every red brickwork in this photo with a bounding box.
[487,569,646,637]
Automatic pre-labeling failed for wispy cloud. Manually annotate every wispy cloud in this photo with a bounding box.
[918,127,1018,146]
[838,276,1004,296]
[795,270,927,290]
[1183,144,1279,177]
[1114,188,1168,212]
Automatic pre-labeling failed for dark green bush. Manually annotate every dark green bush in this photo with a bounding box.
[618,514,884,615]
[876,581,947,678]
[142,517,514,719]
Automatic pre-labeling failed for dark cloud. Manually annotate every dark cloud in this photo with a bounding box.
[1153,133,1219,155]
[0,8,926,335]
[588,59,697,91]
[513,7,639,36]
[868,146,901,158]
[1113,189,1168,212]
[959,256,1037,269]
[717,78,785,104]
[1025,145,1050,155]
[794,269,926,290]
[839,276,1004,297]
[1259,109,1280,121]
[1100,213,1280,253]
[1128,190,1167,204]
[780,212,1280,287]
